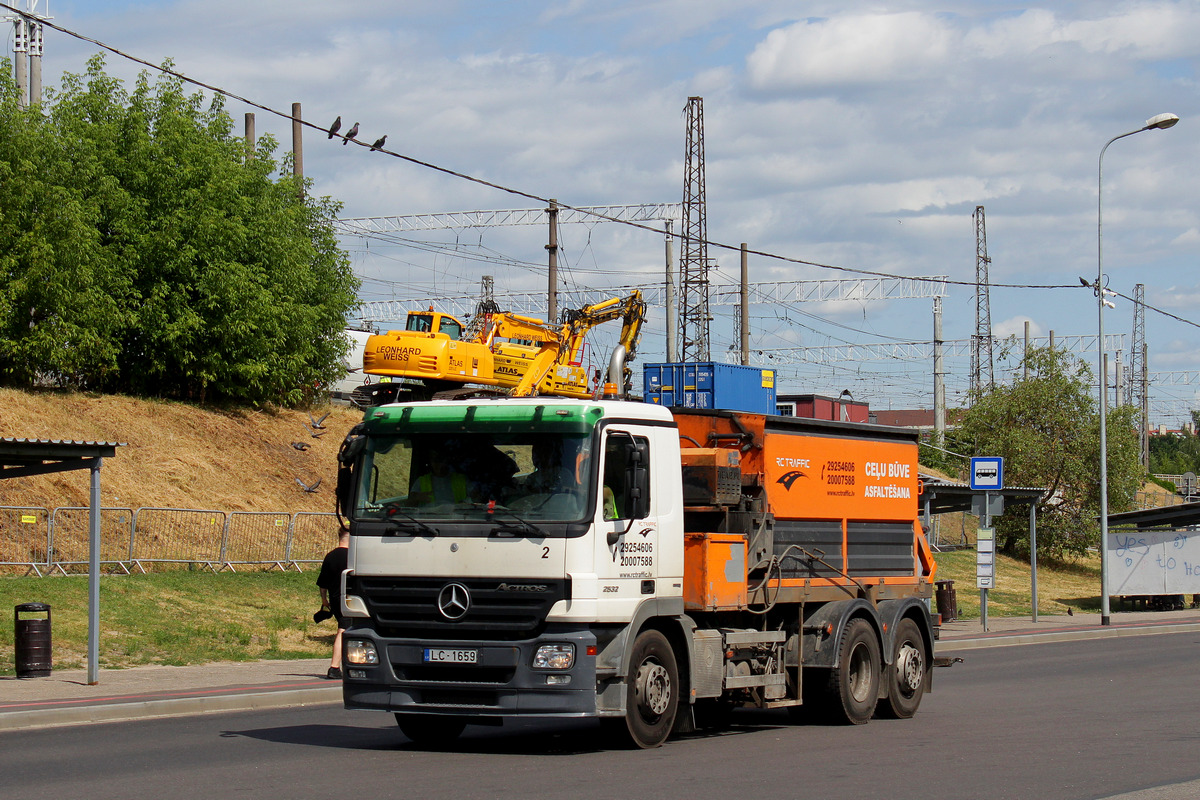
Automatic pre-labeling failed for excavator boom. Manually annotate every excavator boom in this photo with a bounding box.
[358,291,646,404]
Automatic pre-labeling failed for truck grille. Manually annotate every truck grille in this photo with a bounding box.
[354,576,570,641]
[398,665,515,684]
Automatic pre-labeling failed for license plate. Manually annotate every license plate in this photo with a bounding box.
[423,648,478,664]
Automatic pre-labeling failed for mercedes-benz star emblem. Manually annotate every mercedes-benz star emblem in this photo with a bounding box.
[437,583,471,620]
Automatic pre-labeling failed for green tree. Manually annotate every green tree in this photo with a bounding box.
[1148,411,1200,476]
[0,56,358,405]
[951,347,1143,560]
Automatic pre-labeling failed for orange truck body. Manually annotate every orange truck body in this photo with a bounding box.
[673,409,936,612]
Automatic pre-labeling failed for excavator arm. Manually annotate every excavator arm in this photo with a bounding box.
[483,313,568,397]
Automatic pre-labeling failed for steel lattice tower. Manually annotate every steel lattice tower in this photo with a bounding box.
[1130,283,1149,466]
[679,97,711,362]
[971,206,994,392]
[1128,284,1145,405]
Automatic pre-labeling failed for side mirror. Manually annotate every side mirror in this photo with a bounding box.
[624,439,650,520]
[335,425,368,520]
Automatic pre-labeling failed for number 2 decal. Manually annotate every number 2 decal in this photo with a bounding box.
[542,546,550,559]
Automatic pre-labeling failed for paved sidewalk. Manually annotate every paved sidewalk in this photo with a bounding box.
[3,609,1200,732]
[0,658,342,731]
[937,607,1200,650]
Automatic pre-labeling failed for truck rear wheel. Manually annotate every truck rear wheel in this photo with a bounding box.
[825,617,880,725]
[607,629,679,748]
[394,714,466,747]
[877,617,926,719]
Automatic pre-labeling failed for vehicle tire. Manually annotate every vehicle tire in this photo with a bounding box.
[394,714,467,747]
[824,617,881,725]
[877,617,927,719]
[609,629,679,748]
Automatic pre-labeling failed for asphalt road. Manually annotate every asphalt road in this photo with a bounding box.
[3,632,1200,800]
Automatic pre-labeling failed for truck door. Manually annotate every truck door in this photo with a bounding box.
[597,430,659,588]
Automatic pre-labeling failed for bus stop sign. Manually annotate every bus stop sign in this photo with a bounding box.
[970,457,1004,491]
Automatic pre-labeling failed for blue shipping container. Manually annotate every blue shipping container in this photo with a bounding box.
[643,362,776,414]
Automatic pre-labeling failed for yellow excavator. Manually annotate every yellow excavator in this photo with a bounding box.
[355,291,646,406]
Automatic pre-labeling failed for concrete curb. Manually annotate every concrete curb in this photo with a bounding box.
[0,686,342,732]
[938,621,1200,652]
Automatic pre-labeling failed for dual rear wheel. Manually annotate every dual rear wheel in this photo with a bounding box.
[797,616,927,725]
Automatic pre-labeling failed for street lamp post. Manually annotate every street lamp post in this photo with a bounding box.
[1096,112,1179,626]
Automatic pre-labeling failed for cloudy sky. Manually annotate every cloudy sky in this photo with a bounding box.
[7,1,1200,422]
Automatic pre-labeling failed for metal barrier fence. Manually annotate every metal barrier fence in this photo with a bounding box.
[222,512,292,571]
[132,508,228,572]
[0,507,50,576]
[289,512,341,566]
[48,507,135,575]
[0,506,340,575]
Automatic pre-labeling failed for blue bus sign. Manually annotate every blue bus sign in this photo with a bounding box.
[970,457,1004,491]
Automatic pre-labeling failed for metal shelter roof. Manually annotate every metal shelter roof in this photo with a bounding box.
[919,476,1046,515]
[1106,500,1200,531]
[0,438,121,478]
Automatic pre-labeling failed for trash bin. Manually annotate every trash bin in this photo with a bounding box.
[934,580,957,623]
[15,602,52,678]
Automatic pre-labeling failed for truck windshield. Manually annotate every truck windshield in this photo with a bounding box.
[355,432,593,522]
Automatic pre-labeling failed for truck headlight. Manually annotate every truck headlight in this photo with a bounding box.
[533,643,574,670]
[345,638,379,666]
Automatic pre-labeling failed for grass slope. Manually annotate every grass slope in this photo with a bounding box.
[1,571,334,675]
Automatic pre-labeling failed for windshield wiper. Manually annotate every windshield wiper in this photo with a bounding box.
[452,502,548,538]
[486,506,547,538]
[382,504,438,537]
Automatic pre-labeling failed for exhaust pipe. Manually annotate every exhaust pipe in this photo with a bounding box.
[603,345,627,400]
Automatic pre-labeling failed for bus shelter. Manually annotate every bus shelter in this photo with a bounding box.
[1,438,122,684]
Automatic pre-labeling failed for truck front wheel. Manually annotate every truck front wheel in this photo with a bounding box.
[877,617,926,719]
[607,629,679,748]
[394,714,467,747]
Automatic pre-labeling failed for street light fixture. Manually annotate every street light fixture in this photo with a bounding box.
[1096,112,1178,626]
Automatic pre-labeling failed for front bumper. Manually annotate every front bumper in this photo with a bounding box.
[342,624,599,717]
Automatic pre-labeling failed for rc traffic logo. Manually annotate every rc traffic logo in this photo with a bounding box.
[777,470,807,489]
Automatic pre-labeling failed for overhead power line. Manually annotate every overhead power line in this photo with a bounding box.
[4,1,1097,293]
[736,334,1128,366]
[12,2,1200,349]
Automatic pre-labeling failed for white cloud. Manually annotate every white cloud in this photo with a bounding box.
[747,12,955,89]
[17,1,1200,425]
[993,316,1042,339]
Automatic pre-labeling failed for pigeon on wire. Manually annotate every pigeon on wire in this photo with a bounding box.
[370,135,388,152]
[342,121,359,144]
[327,116,341,139]
[308,411,330,430]
[291,441,311,451]
[296,477,323,493]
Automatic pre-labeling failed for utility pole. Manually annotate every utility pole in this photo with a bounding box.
[546,199,559,323]
[1142,343,1150,469]
[1114,349,1123,409]
[933,297,946,448]
[6,2,49,108]
[27,10,42,106]
[739,243,749,366]
[1023,320,1030,380]
[244,113,255,162]
[291,102,304,196]
[12,14,28,109]
[665,221,677,362]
